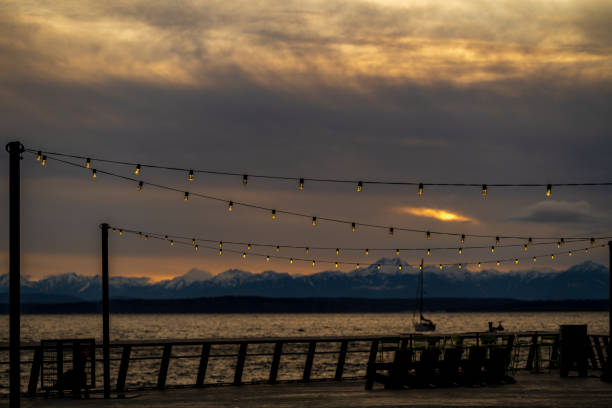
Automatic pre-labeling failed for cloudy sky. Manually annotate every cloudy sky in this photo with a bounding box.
[0,0,610,281]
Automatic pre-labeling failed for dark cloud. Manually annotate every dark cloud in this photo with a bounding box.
[509,201,602,224]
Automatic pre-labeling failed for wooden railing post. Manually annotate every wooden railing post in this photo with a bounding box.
[196,343,210,387]
[334,341,348,381]
[234,342,248,385]
[302,341,317,383]
[116,345,132,393]
[157,345,172,390]
[364,339,379,391]
[27,346,42,396]
[269,341,283,384]
[56,342,64,397]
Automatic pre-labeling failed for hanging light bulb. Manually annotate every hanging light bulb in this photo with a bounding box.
[591,238,596,246]
[242,174,248,186]
[289,258,294,264]
[219,241,223,248]
[551,254,555,260]
[85,158,91,169]
[312,217,317,226]
[351,222,356,232]
[357,181,363,192]
[36,151,42,161]
[266,255,270,262]
[336,248,340,255]
[560,238,565,246]
[170,240,174,247]
[365,249,369,255]
[419,264,423,271]
[219,249,223,255]
[271,210,276,220]
[356,264,360,269]
[514,259,519,264]
[92,169,97,179]
[585,248,589,254]
[242,252,246,259]
[377,264,381,271]
[112,228,116,233]
[439,264,443,270]
[491,246,495,253]
[134,164,141,175]
[496,236,500,245]
[568,250,572,256]
[247,244,252,250]
[389,227,394,236]
[299,178,304,191]
[461,234,465,244]
[482,184,487,197]
[557,241,561,248]
[188,170,194,182]
[427,249,431,255]
[496,260,501,266]
[194,245,199,251]
[528,237,533,246]
[458,264,462,269]
[228,201,233,211]
[335,262,339,268]
[524,244,528,251]
[312,260,316,267]
[396,249,400,256]
[164,235,168,240]
[304,247,310,255]
[137,181,143,191]
[192,238,196,245]
[144,235,148,240]
[184,192,189,201]
[418,183,423,196]
[276,245,280,252]
[477,262,481,268]
[426,231,431,240]
[533,256,537,262]
[458,247,463,255]
[546,184,551,197]
[41,155,47,166]
[398,264,402,271]
[138,232,142,238]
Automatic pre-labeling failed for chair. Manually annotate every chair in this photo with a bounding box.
[462,346,486,386]
[365,348,414,390]
[437,347,463,387]
[414,347,441,388]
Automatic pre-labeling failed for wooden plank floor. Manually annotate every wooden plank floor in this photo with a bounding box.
[4,373,612,408]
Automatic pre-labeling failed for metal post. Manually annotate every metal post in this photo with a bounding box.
[101,223,111,398]
[7,141,23,408]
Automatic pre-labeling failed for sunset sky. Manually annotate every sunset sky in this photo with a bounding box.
[0,0,611,281]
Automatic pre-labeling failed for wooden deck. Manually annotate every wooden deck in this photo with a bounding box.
[2,373,611,408]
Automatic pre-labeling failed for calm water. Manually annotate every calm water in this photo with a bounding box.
[0,312,608,392]
[1,312,608,343]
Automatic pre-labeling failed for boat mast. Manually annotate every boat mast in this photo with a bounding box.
[419,258,424,320]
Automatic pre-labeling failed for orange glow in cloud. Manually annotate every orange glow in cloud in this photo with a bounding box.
[398,207,475,222]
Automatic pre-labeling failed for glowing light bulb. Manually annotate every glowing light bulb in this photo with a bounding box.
[458,247,462,255]
[194,245,199,251]
[219,249,223,255]
[289,258,294,264]
[312,260,316,267]
[357,181,363,192]
[299,178,304,191]
[365,249,369,255]
[439,264,443,270]
[546,184,551,197]
[551,254,554,260]
[144,235,148,240]
[591,238,596,246]
[568,250,572,256]
[560,238,565,246]
[170,240,174,247]
[356,264,360,269]
[482,184,487,197]
[351,222,356,232]
[461,234,465,244]
[458,264,462,269]
[336,248,340,255]
[86,158,91,169]
[533,256,537,262]
[137,181,143,191]
[515,259,519,264]
[398,264,402,271]
[266,256,271,262]
[276,246,280,252]
[119,230,123,236]
[496,237,500,245]
[242,252,246,259]
[134,164,141,175]
[192,238,196,245]
[491,246,495,253]
[36,151,42,161]
[184,192,189,201]
[228,201,233,211]
[478,262,481,268]
[138,232,142,238]
[41,155,47,166]
[557,242,561,248]
[419,264,422,271]
[242,175,248,185]
[188,170,194,181]
[92,169,97,179]
[426,231,431,240]
[396,249,400,256]
[247,244,252,250]
[427,249,430,255]
[524,244,528,251]
[528,238,533,246]
[219,241,223,248]
[312,217,317,226]
[306,247,310,254]
[418,183,423,196]
[112,228,116,233]
[377,264,381,270]
[496,260,501,266]
[585,248,589,254]
[389,227,394,236]
[335,262,339,268]
[164,235,168,240]
[271,210,276,220]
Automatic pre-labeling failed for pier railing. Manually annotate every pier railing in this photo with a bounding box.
[0,331,608,395]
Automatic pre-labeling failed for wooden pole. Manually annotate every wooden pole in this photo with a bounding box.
[7,141,23,408]
[101,223,111,397]
[605,241,612,382]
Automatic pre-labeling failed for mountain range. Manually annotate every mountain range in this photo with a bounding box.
[0,260,608,303]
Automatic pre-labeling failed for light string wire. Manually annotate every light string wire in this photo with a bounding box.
[27,148,612,189]
[112,226,607,269]
[112,226,608,254]
[30,150,611,243]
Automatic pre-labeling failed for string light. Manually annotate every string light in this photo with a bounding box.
[356,264,360,269]
[266,255,270,262]
[335,262,338,268]
[336,248,340,255]
[396,249,400,256]
[546,184,551,197]
[228,201,233,211]
[591,238,596,246]
[389,227,394,236]
[41,156,47,166]
[524,244,528,251]
[219,249,223,255]
[242,175,248,186]
[377,264,381,270]
[427,249,431,255]
[427,231,431,240]
[458,264,462,269]
[192,238,196,245]
[439,264,443,270]
[276,246,280,252]
[312,217,317,226]
[188,170,194,182]
[137,181,143,191]
[271,209,276,220]
[306,247,310,254]
[242,252,246,259]
[514,258,519,264]
[551,254,554,260]
[365,249,369,255]
[184,192,189,201]
[560,238,565,246]
[458,247,463,254]
[85,158,91,169]
[482,184,487,197]
[568,250,572,256]
[312,260,316,267]
[92,169,97,179]
[194,244,199,251]
[533,256,537,262]
[496,260,501,266]
[398,264,402,271]
[477,262,481,268]
[418,183,423,196]
[247,244,252,250]
[299,178,304,191]
[357,181,363,192]
[491,246,495,253]
[528,237,533,246]
[134,164,141,175]
[36,151,42,161]
[496,236,500,245]
[351,222,356,232]
[461,234,465,244]
[170,240,174,246]
[219,241,223,248]
[289,258,294,264]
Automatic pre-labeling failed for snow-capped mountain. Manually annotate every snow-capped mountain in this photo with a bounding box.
[0,260,608,302]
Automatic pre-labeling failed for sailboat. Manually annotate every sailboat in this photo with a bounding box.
[413,259,436,332]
